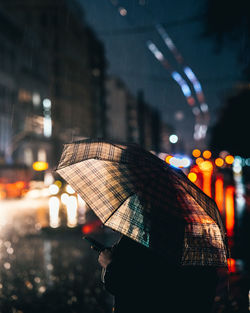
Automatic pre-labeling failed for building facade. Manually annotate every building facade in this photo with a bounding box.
[105,76,172,152]
[1,0,106,168]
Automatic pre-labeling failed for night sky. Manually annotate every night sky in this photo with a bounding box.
[78,0,242,151]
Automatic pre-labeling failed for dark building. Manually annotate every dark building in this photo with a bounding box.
[1,0,106,167]
[105,77,172,152]
[0,5,51,167]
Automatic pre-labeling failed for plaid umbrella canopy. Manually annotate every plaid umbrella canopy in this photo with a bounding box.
[56,139,228,267]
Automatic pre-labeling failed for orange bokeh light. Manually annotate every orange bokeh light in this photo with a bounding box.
[0,181,28,199]
[188,172,197,183]
[32,161,48,171]
[196,157,204,165]
[215,158,224,167]
[203,150,212,159]
[225,155,234,165]
[165,155,173,164]
[198,160,213,172]
[81,219,102,234]
[227,258,236,273]
[215,177,224,214]
[225,186,235,237]
[192,149,201,158]
[199,161,213,197]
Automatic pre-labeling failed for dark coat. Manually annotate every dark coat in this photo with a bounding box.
[103,236,219,313]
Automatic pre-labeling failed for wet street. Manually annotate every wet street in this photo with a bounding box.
[0,198,249,313]
[0,198,120,313]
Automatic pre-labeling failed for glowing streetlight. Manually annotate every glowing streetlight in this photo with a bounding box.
[202,150,212,159]
[188,172,197,183]
[192,149,201,158]
[169,134,178,144]
[32,161,48,171]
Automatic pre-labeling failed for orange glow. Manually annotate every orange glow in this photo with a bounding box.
[32,161,48,171]
[0,181,28,199]
[196,157,204,165]
[225,155,234,165]
[188,172,197,183]
[165,155,173,164]
[15,181,25,189]
[81,219,102,234]
[192,149,201,158]
[225,186,235,237]
[199,161,213,197]
[198,160,213,172]
[82,225,93,234]
[215,158,224,167]
[227,258,236,273]
[215,177,224,213]
[187,97,195,106]
[202,150,212,159]
[54,180,62,188]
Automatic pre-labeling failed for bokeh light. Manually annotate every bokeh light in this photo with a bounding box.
[192,149,201,158]
[199,160,213,172]
[225,155,234,165]
[188,172,197,183]
[49,184,59,195]
[169,134,178,144]
[215,158,224,167]
[66,185,75,194]
[165,155,173,164]
[32,161,48,171]
[203,150,212,159]
[196,157,204,165]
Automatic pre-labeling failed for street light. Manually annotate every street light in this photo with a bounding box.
[169,134,178,144]
[32,161,48,171]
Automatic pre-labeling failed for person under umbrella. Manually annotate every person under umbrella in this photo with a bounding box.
[56,139,229,313]
[98,235,220,313]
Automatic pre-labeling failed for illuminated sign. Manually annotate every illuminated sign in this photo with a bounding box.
[32,161,48,171]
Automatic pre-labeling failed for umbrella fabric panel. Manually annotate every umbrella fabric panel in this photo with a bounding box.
[56,139,228,266]
[171,168,226,241]
[57,139,226,239]
[57,159,138,223]
[105,194,150,247]
[181,223,227,266]
[57,139,160,169]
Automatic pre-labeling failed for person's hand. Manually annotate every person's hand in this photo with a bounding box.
[98,249,113,269]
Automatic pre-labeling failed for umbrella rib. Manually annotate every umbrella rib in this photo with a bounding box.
[103,193,135,225]
[55,158,129,171]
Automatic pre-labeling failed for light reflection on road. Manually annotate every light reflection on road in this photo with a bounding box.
[0,197,116,313]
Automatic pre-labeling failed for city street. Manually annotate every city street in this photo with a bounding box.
[0,200,249,313]
[0,0,249,312]
[0,200,119,313]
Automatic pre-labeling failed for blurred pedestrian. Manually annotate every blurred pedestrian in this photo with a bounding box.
[98,235,219,313]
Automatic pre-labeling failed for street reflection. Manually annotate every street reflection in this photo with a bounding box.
[0,187,118,312]
[49,196,60,228]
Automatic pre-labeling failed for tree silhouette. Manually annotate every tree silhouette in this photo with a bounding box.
[209,88,250,157]
[202,0,250,80]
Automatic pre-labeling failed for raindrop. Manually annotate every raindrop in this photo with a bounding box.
[174,110,184,121]
[25,281,33,289]
[34,277,41,283]
[38,286,46,293]
[4,262,11,269]
[46,264,53,271]
[71,296,77,302]
[7,247,14,254]
[11,294,18,300]
[4,241,11,248]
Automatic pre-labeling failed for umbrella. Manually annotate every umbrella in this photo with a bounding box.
[56,139,228,267]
